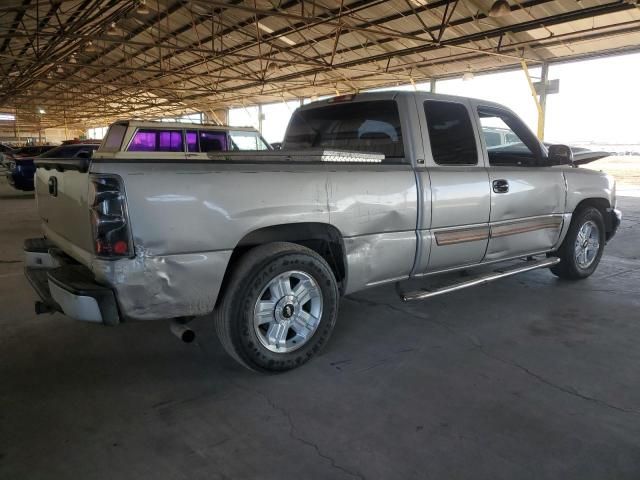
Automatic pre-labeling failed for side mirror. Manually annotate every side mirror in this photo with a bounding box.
[547,144,573,165]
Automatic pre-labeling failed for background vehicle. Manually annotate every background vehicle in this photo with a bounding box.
[13,145,56,158]
[92,121,270,161]
[24,92,620,372]
[7,144,99,191]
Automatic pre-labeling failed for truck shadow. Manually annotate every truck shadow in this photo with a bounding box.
[0,193,35,200]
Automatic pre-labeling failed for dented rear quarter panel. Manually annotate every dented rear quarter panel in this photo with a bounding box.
[88,160,418,319]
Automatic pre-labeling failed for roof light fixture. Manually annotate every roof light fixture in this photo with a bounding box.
[38,108,46,114]
[256,22,296,46]
[85,41,97,52]
[57,65,64,74]
[107,22,120,36]
[137,0,150,15]
[488,0,511,17]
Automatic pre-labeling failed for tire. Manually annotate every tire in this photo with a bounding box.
[214,242,339,372]
[551,206,605,280]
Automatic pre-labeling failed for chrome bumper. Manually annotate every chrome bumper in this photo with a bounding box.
[24,238,120,325]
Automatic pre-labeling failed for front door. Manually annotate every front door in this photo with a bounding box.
[473,103,566,262]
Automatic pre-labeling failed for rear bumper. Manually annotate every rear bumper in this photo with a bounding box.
[605,208,622,241]
[24,239,120,325]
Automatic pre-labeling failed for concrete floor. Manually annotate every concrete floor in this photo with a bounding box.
[1,180,639,480]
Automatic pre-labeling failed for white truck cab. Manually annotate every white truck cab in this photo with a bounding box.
[93,120,270,161]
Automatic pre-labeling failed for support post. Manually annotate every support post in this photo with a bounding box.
[429,77,436,93]
[520,60,546,141]
[258,103,263,134]
[538,62,549,139]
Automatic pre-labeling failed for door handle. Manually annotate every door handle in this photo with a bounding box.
[492,179,509,193]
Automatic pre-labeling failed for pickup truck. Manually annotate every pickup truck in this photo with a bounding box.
[25,92,621,372]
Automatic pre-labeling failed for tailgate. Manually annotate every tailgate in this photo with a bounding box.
[35,160,94,262]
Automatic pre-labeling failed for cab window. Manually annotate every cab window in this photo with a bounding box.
[284,100,404,160]
[200,131,227,152]
[424,101,477,165]
[230,131,269,151]
[478,107,543,166]
[128,129,183,152]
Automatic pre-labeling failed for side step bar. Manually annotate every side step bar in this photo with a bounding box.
[400,257,561,302]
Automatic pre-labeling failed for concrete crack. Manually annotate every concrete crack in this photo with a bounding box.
[257,390,366,480]
[475,348,640,415]
[345,295,639,415]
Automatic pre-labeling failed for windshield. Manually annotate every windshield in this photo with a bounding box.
[283,100,404,159]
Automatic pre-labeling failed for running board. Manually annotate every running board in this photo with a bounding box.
[400,257,561,302]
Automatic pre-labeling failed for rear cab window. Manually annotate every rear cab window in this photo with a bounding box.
[424,100,477,166]
[283,100,405,162]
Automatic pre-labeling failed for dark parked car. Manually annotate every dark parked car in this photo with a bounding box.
[0,143,15,155]
[7,144,99,191]
[13,145,56,158]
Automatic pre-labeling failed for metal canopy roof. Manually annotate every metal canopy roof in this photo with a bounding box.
[1,0,639,129]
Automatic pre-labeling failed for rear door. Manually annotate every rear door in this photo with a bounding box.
[472,102,566,261]
[417,96,491,272]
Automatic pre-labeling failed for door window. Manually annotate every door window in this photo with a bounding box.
[478,107,543,166]
[230,131,270,151]
[424,101,477,165]
[199,131,227,152]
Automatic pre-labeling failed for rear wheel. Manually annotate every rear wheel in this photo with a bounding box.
[551,206,605,279]
[214,242,339,372]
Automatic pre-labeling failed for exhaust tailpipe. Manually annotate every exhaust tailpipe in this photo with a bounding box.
[170,319,195,343]
[35,301,55,315]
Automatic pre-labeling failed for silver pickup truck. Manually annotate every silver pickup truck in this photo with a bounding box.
[25,92,621,372]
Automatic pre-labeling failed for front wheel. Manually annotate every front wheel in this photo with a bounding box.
[551,206,605,280]
[214,242,339,372]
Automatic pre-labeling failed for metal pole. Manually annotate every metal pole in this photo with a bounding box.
[258,103,263,134]
[429,78,436,93]
[538,63,549,141]
[520,60,545,141]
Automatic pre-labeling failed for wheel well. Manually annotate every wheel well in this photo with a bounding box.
[216,223,347,307]
[574,198,613,232]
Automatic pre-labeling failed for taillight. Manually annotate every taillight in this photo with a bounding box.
[88,175,133,258]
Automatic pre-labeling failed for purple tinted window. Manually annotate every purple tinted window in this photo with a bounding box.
[186,131,198,152]
[128,130,156,151]
[128,129,184,152]
[158,131,183,151]
[199,131,227,152]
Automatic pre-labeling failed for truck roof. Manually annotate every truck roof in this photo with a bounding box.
[298,90,512,115]
[111,120,259,132]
